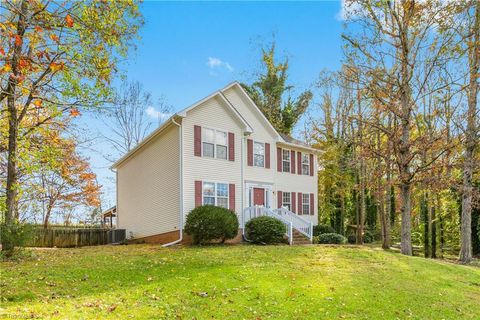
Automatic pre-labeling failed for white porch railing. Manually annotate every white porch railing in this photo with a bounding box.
[242,206,313,244]
[242,206,293,245]
[273,207,313,240]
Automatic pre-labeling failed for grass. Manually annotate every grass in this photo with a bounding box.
[1,244,479,319]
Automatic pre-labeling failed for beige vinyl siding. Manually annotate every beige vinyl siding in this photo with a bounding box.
[117,123,180,238]
[222,85,277,184]
[183,96,243,217]
[275,147,318,225]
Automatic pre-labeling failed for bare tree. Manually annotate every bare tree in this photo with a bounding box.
[459,0,479,263]
[342,0,459,255]
[103,81,171,159]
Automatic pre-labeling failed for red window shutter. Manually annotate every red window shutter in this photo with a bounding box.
[298,192,303,214]
[310,193,314,215]
[228,132,235,161]
[309,154,314,176]
[277,147,282,172]
[291,150,296,174]
[297,152,302,175]
[277,191,282,208]
[265,143,271,169]
[194,125,202,157]
[195,181,202,207]
[229,184,235,211]
[292,192,296,213]
[247,139,253,166]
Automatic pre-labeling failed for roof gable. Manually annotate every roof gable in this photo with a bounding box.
[221,82,283,141]
[112,81,317,168]
[177,89,253,133]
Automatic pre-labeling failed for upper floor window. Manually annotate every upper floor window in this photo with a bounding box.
[282,192,291,211]
[254,142,265,167]
[302,154,310,175]
[202,128,227,160]
[302,193,310,215]
[282,149,290,173]
[203,181,229,208]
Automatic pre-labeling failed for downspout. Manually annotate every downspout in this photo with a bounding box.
[242,133,249,241]
[163,117,184,247]
[115,170,118,229]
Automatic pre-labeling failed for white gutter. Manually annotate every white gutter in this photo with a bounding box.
[277,141,320,153]
[241,134,245,235]
[162,117,184,247]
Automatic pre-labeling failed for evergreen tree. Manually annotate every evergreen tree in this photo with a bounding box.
[243,44,312,135]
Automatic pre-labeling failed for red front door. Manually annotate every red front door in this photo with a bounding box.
[253,188,265,206]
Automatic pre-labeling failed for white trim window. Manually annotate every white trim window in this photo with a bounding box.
[202,128,228,160]
[302,154,310,175]
[203,181,229,208]
[302,193,310,215]
[253,141,265,167]
[282,192,291,211]
[282,149,290,173]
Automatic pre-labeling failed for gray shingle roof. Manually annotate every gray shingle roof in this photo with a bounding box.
[279,133,312,148]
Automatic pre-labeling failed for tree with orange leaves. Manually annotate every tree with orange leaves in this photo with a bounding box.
[0,0,142,254]
[35,137,100,228]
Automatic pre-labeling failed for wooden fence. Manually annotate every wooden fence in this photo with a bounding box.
[25,228,126,248]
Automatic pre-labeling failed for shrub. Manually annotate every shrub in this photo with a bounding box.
[363,231,374,244]
[245,216,286,244]
[314,233,347,244]
[313,224,335,236]
[185,205,239,245]
[0,222,33,258]
[346,229,377,244]
[473,210,480,256]
[347,234,356,244]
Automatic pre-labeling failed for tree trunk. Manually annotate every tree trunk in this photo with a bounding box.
[379,189,389,249]
[356,81,365,245]
[431,201,437,259]
[2,0,28,255]
[400,183,413,255]
[439,215,445,259]
[377,121,389,249]
[340,193,345,235]
[43,199,55,229]
[460,0,479,264]
[421,193,430,258]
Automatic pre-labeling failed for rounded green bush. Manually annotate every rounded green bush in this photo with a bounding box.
[347,234,356,244]
[314,233,347,244]
[185,205,239,245]
[245,216,286,244]
[363,231,374,244]
[313,224,335,236]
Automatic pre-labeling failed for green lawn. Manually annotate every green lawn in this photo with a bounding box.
[1,244,479,319]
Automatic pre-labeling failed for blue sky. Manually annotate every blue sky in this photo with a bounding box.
[83,1,345,209]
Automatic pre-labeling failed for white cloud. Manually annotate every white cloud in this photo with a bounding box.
[207,57,234,73]
[146,106,171,120]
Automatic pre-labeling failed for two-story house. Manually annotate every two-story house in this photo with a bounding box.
[112,82,319,245]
